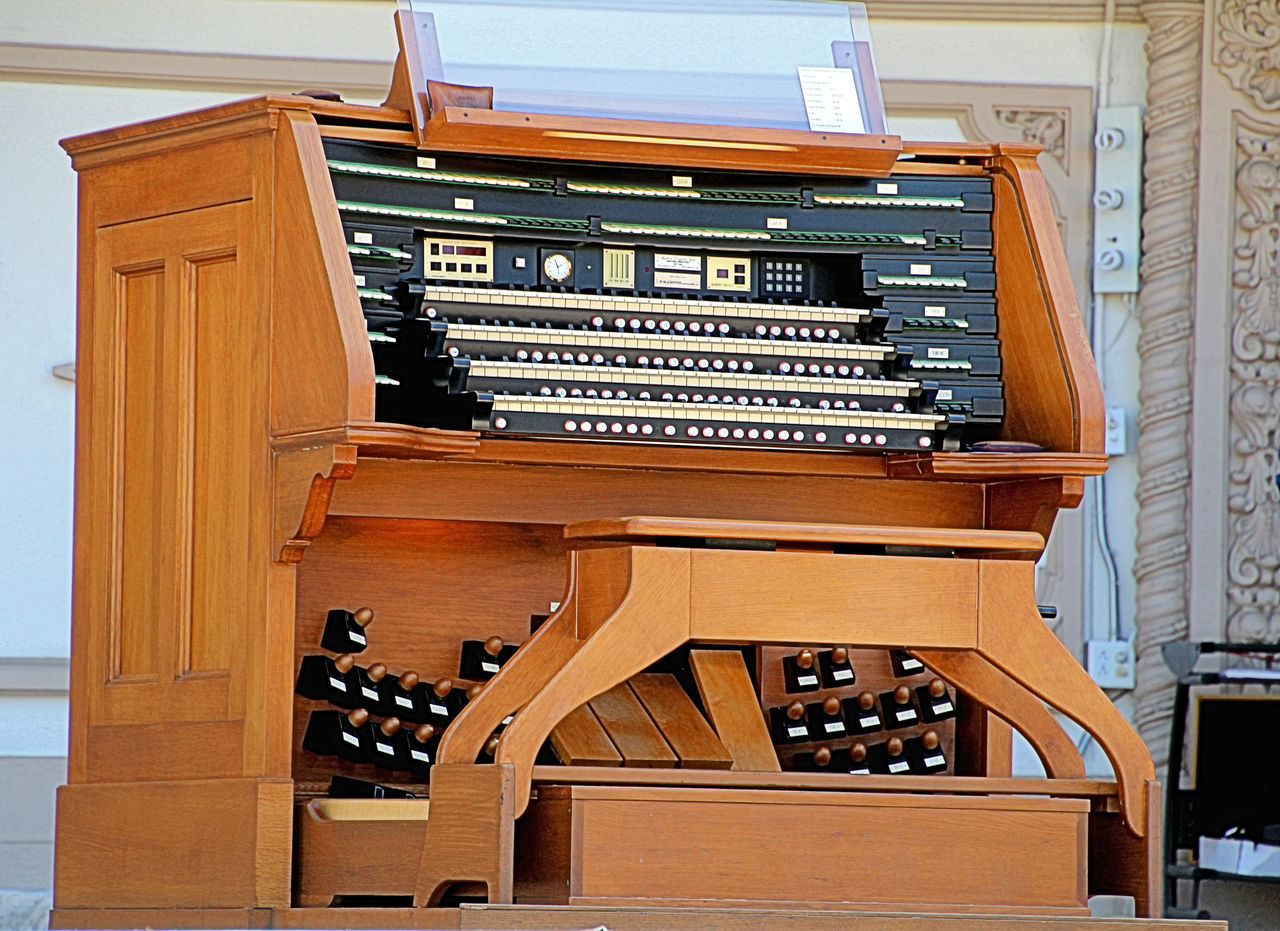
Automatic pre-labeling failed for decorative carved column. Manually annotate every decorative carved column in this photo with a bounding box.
[1133,1,1203,768]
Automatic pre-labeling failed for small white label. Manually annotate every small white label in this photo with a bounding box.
[481,661,500,673]
[653,270,702,289]
[354,231,374,245]
[796,674,818,686]
[877,182,899,195]
[411,749,431,762]
[430,702,449,716]
[654,253,702,272]
[502,715,514,725]
[349,630,366,645]
[937,389,953,401]
[896,708,918,722]
[924,305,946,317]
[672,175,693,188]
[833,668,854,681]
[361,686,379,701]
[514,256,527,269]
[888,760,911,773]
[341,731,360,746]
[859,715,879,728]
[417,156,437,169]
[933,701,953,715]
[328,677,347,692]
[824,721,845,733]
[924,754,946,767]
[928,347,950,360]
[849,765,871,775]
[909,263,933,276]
[766,217,788,230]
[454,197,474,211]
[902,657,923,670]
[375,741,393,754]
[549,601,561,611]
[787,725,809,738]
[395,695,413,709]
[353,274,366,286]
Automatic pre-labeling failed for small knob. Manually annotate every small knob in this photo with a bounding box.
[483,636,505,657]
[334,654,355,673]
[432,678,453,698]
[796,649,814,670]
[813,746,832,767]
[857,690,875,710]
[928,678,946,699]
[922,730,940,751]
[399,670,420,691]
[887,737,904,757]
[484,734,501,756]
[893,685,911,705]
[1097,248,1125,271]
[1093,188,1124,210]
[467,682,485,701]
[348,708,369,727]
[354,606,374,628]
[414,723,435,743]
[366,663,387,683]
[823,696,841,716]
[786,700,805,720]
[380,717,401,737]
[832,646,849,664]
[849,742,867,763]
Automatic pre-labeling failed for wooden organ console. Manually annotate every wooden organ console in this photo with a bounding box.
[50,13,1193,930]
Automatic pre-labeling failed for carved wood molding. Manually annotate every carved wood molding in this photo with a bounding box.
[1215,1,1280,111]
[1225,111,1280,647]
[1133,0,1204,769]
[273,444,358,564]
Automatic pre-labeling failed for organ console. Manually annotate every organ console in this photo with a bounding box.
[49,5,1174,929]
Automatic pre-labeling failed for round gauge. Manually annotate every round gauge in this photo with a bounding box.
[542,252,573,283]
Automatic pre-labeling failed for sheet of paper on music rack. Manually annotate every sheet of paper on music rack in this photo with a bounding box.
[797,65,866,133]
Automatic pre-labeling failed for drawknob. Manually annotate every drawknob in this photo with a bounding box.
[922,730,940,751]
[399,671,420,691]
[887,737,904,757]
[823,696,841,716]
[379,717,401,737]
[467,682,485,701]
[814,746,832,767]
[796,649,814,669]
[857,690,875,710]
[786,701,805,720]
[366,663,387,683]
[849,742,868,763]
[348,708,369,727]
[484,734,502,756]
[832,646,849,664]
[893,685,911,705]
[414,723,435,743]
[334,654,355,673]
[928,678,946,698]
[483,636,505,657]
[353,606,374,628]
[432,678,453,698]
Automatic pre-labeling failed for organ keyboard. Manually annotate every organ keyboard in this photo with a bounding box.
[51,7,1176,929]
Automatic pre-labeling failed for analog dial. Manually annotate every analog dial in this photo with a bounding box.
[542,252,573,283]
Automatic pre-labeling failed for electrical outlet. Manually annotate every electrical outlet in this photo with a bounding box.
[1092,106,1144,294]
[1105,406,1128,456]
[1087,639,1135,690]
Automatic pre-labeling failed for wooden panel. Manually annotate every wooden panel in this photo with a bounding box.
[549,704,622,767]
[528,785,1086,910]
[54,779,291,908]
[689,551,978,648]
[294,801,429,906]
[628,674,732,770]
[689,650,779,772]
[587,684,677,768]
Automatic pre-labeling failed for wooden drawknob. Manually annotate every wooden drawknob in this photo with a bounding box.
[823,696,841,716]
[432,678,453,698]
[353,606,374,628]
[348,708,369,727]
[334,654,355,673]
[849,742,867,763]
[795,649,815,669]
[893,685,911,705]
[832,646,849,664]
[483,636,505,657]
[399,670,420,691]
[467,682,485,701]
[813,746,832,767]
[366,662,387,683]
[856,690,875,710]
[786,700,805,720]
[922,730,940,751]
[887,737,904,757]
[928,678,947,698]
[379,717,401,737]
[484,734,501,756]
[414,723,435,743]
